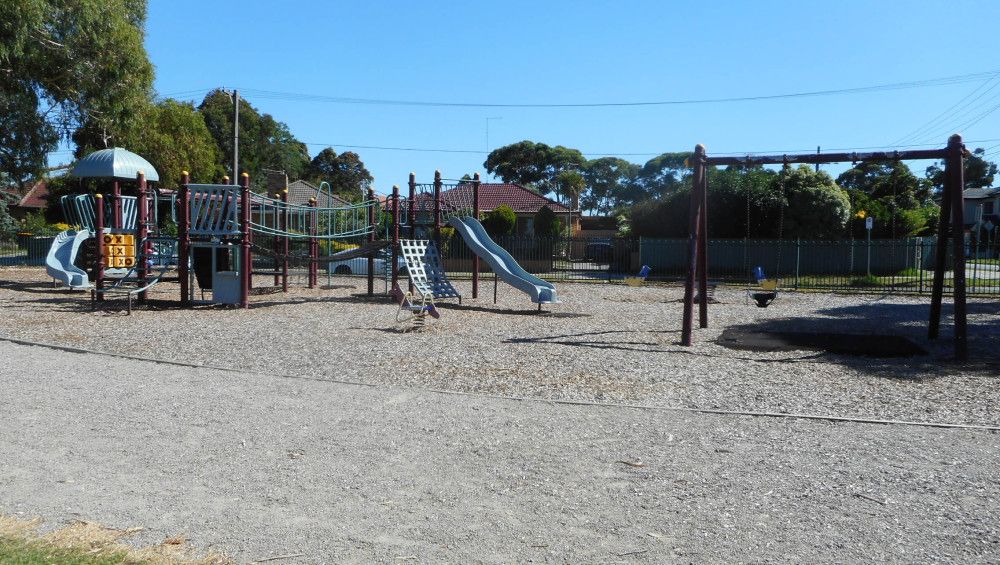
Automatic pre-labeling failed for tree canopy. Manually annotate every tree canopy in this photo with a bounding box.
[1,0,154,184]
[125,99,221,188]
[305,148,373,199]
[199,90,309,190]
[925,147,997,192]
[484,141,585,198]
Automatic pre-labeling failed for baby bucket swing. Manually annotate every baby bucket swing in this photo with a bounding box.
[743,159,787,308]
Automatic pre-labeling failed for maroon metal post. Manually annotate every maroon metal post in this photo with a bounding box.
[178,172,191,306]
[433,170,442,249]
[697,160,709,329]
[472,172,481,299]
[136,172,148,302]
[928,167,953,340]
[408,172,416,293]
[681,144,707,346]
[282,188,289,292]
[367,186,376,296]
[946,134,967,360]
[95,193,106,302]
[113,180,122,230]
[240,172,251,308]
[308,198,317,289]
[391,184,400,288]
[273,190,281,287]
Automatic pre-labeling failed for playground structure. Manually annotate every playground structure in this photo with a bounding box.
[49,149,559,312]
[681,134,972,360]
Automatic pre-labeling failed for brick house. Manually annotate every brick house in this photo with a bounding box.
[286,179,351,207]
[440,182,579,236]
[1,180,49,220]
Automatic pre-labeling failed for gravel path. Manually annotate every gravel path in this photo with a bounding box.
[1,268,997,426]
[1,340,998,563]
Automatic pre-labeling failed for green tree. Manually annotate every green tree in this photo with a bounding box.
[837,160,937,238]
[125,99,221,187]
[556,169,585,212]
[533,205,563,237]
[779,166,851,239]
[0,198,18,239]
[924,147,997,192]
[635,152,694,200]
[581,157,639,214]
[1,0,153,176]
[481,204,517,237]
[484,141,585,198]
[305,148,373,199]
[0,86,59,191]
[199,90,310,190]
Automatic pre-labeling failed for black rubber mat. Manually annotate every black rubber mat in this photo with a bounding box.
[718,328,927,357]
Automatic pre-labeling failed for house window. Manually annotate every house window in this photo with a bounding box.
[984,201,995,215]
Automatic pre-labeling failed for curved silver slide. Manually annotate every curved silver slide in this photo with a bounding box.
[46,229,92,288]
[448,216,558,304]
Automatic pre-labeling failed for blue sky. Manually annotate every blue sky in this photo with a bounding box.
[59,1,1000,192]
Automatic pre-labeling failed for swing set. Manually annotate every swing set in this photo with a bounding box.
[681,134,972,361]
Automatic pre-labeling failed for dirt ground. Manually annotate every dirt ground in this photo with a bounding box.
[1,267,998,563]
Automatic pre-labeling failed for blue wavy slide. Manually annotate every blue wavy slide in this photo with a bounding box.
[448,216,559,304]
[46,229,92,288]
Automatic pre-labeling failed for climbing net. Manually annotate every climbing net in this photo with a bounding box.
[249,192,381,240]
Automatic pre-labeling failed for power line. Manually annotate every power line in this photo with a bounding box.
[216,69,1000,109]
[892,72,1000,146]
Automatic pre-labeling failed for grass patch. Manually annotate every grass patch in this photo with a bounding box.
[0,515,230,565]
[849,274,880,287]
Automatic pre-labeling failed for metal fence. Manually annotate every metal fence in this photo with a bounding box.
[5,233,999,296]
[432,234,1000,296]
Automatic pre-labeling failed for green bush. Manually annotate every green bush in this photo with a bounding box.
[533,205,563,237]
[20,211,62,236]
[481,204,517,237]
[0,199,17,240]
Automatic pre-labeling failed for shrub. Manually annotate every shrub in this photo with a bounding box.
[481,204,517,237]
[533,205,563,237]
[0,199,17,240]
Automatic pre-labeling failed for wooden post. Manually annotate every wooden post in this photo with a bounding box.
[947,134,967,360]
[367,186,376,296]
[433,170,442,251]
[928,170,952,340]
[282,188,289,292]
[136,172,148,302]
[681,145,707,346]
[408,172,416,293]
[472,172,481,299]
[178,172,190,306]
[308,198,317,289]
[697,158,710,329]
[273,191,281,287]
[113,180,121,230]
[391,184,400,288]
[95,193,105,302]
[240,172,251,308]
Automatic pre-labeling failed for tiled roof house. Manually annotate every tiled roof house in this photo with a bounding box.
[1,180,49,219]
[438,182,579,236]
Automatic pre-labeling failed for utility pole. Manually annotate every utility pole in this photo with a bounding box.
[222,88,240,178]
[815,146,820,172]
[232,89,239,179]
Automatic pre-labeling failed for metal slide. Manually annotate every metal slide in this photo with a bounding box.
[448,216,559,304]
[45,229,92,288]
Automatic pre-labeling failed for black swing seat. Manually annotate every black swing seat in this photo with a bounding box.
[750,291,777,308]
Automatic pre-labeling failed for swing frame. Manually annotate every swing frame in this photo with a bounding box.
[681,135,970,361]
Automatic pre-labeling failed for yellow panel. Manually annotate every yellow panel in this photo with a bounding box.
[105,257,115,268]
[761,279,778,291]
[123,235,135,245]
[123,257,136,268]
[124,246,135,257]
[103,234,114,244]
[114,257,126,268]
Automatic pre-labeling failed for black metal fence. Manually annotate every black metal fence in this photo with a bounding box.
[5,233,999,296]
[433,234,1000,296]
